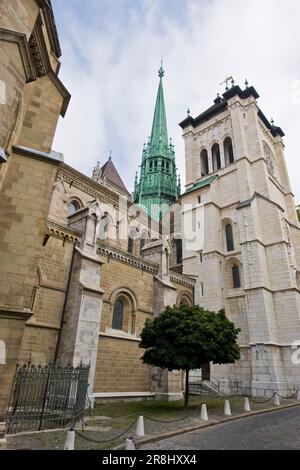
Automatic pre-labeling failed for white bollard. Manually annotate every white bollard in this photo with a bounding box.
[244,397,251,412]
[135,416,145,438]
[224,399,231,416]
[200,404,208,421]
[125,438,136,450]
[273,393,280,406]
[297,391,300,401]
[64,430,75,450]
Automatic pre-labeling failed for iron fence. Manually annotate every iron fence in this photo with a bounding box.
[5,362,90,434]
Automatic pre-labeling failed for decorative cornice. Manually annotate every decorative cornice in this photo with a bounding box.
[57,166,122,208]
[97,242,159,275]
[0,28,36,83]
[46,219,81,244]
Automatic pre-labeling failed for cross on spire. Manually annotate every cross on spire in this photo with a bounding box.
[220,76,235,91]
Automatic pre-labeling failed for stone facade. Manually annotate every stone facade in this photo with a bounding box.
[180,86,300,396]
[0,1,195,435]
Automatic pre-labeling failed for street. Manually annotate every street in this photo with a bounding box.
[139,406,300,450]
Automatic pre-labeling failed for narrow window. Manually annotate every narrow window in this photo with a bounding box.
[140,231,148,254]
[112,300,124,330]
[232,265,241,289]
[176,239,183,264]
[200,149,209,177]
[198,196,201,204]
[200,283,204,296]
[99,216,109,241]
[224,137,234,165]
[68,201,80,217]
[128,228,137,254]
[226,224,234,252]
[212,143,221,171]
[199,252,203,263]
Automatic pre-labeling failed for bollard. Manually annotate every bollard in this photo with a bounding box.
[224,399,231,416]
[200,404,208,421]
[273,393,280,406]
[64,430,75,450]
[297,390,300,401]
[135,416,144,438]
[125,437,136,450]
[244,397,251,412]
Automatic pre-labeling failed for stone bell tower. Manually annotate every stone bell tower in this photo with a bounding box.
[180,80,300,396]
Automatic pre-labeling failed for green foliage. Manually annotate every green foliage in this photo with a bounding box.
[139,305,241,371]
[296,205,300,222]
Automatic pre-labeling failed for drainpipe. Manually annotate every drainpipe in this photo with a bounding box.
[53,240,78,364]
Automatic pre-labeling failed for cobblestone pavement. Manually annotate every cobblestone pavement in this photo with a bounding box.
[4,397,299,450]
[139,406,300,450]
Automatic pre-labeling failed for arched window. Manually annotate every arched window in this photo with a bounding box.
[67,200,80,217]
[224,137,234,165]
[225,224,234,252]
[112,300,124,330]
[99,215,109,241]
[128,228,138,254]
[232,264,241,289]
[200,149,209,177]
[176,239,183,264]
[212,143,221,172]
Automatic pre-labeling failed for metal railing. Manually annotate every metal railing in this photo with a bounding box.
[5,362,90,434]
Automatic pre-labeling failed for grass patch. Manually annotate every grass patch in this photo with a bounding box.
[88,395,244,420]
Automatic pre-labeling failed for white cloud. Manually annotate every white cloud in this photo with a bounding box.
[53,0,300,203]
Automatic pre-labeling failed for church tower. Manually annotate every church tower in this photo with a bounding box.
[134,65,180,221]
[180,81,300,396]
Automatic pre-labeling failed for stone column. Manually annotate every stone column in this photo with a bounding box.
[143,239,183,401]
[56,201,104,404]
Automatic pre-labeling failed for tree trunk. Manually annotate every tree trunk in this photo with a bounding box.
[184,369,189,408]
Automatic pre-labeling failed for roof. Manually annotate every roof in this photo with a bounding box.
[179,84,285,138]
[101,158,131,197]
[183,175,219,196]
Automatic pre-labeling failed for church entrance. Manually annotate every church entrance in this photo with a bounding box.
[202,363,211,381]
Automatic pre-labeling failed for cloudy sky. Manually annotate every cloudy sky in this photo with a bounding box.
[52,0,300,203]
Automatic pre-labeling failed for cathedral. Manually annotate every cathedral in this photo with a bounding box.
[0,0,300,437]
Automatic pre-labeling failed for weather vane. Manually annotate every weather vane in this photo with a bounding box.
[220,76,235,91]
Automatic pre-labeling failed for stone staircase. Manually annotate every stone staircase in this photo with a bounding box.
[189,378,222,396]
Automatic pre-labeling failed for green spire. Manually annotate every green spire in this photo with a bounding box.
[149,64,169,155]
[134,66,180,221]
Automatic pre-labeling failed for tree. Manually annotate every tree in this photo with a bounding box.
[139,305,240,407]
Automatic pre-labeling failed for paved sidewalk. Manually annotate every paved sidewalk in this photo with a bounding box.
[4,396,300,450]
